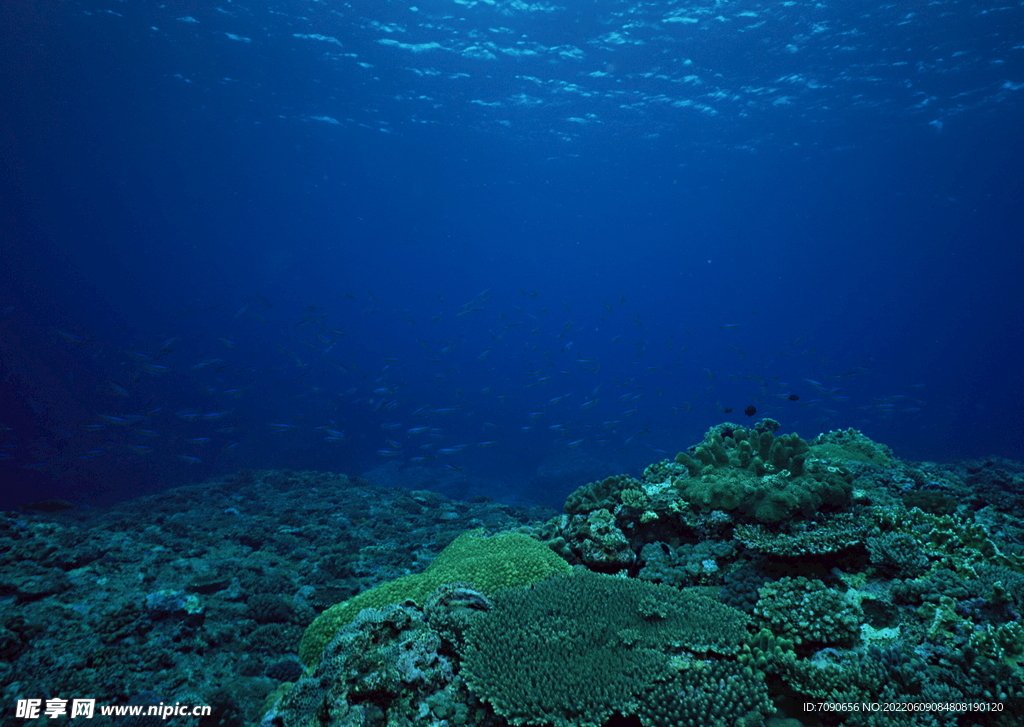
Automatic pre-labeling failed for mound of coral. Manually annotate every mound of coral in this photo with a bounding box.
[267,420,1024,727]
[4,421,1024,727]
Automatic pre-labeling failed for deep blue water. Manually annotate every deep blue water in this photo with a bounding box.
[1,0,1022,510]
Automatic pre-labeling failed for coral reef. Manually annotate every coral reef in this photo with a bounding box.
[5,423,1024,727]
[634,661,773,727]
[265,598,493,727]
[0,471,550,727]
[461,570,755,727]
[672,421,853,523]
[754,576,864,648]
[299,530,571,665]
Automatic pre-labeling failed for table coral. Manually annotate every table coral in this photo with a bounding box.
[461,569,753,727]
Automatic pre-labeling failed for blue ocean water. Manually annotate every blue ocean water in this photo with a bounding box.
[1,0,1021,511]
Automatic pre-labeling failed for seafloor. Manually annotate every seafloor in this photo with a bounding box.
[2,421,1023,727]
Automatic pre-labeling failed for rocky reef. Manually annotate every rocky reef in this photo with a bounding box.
[4,422,1024,727]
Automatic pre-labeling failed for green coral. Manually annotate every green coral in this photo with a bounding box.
[564,474,641,516]
[876,507,1024,574]
[565,508,634,571]
[560,421,856,529]
[737,628,796,674]
[620,487,650,510]
[971,621,1024,666]
[461,570,753,727]
[754,576,863,648]
[642,459,690,484]
[777,648,966,727]
[271,600,495,727]
[867,531,931,578]
[299,530,570,665]
[891,568,971,606]
[674,420,808,479]
[810,427,894,466]
[672,422,852,523]
[634,661,774,727]
[734,514,864,556]
[421,583,492,652]
[637,540,736,588]
[975,563,1024,608]
[900,490,958,516]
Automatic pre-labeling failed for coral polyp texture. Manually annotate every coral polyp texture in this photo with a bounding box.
[672,420,854,523]
[461,570,755,727]
[299,529,571,665]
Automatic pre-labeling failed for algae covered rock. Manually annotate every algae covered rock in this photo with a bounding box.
[265,600,494,727]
